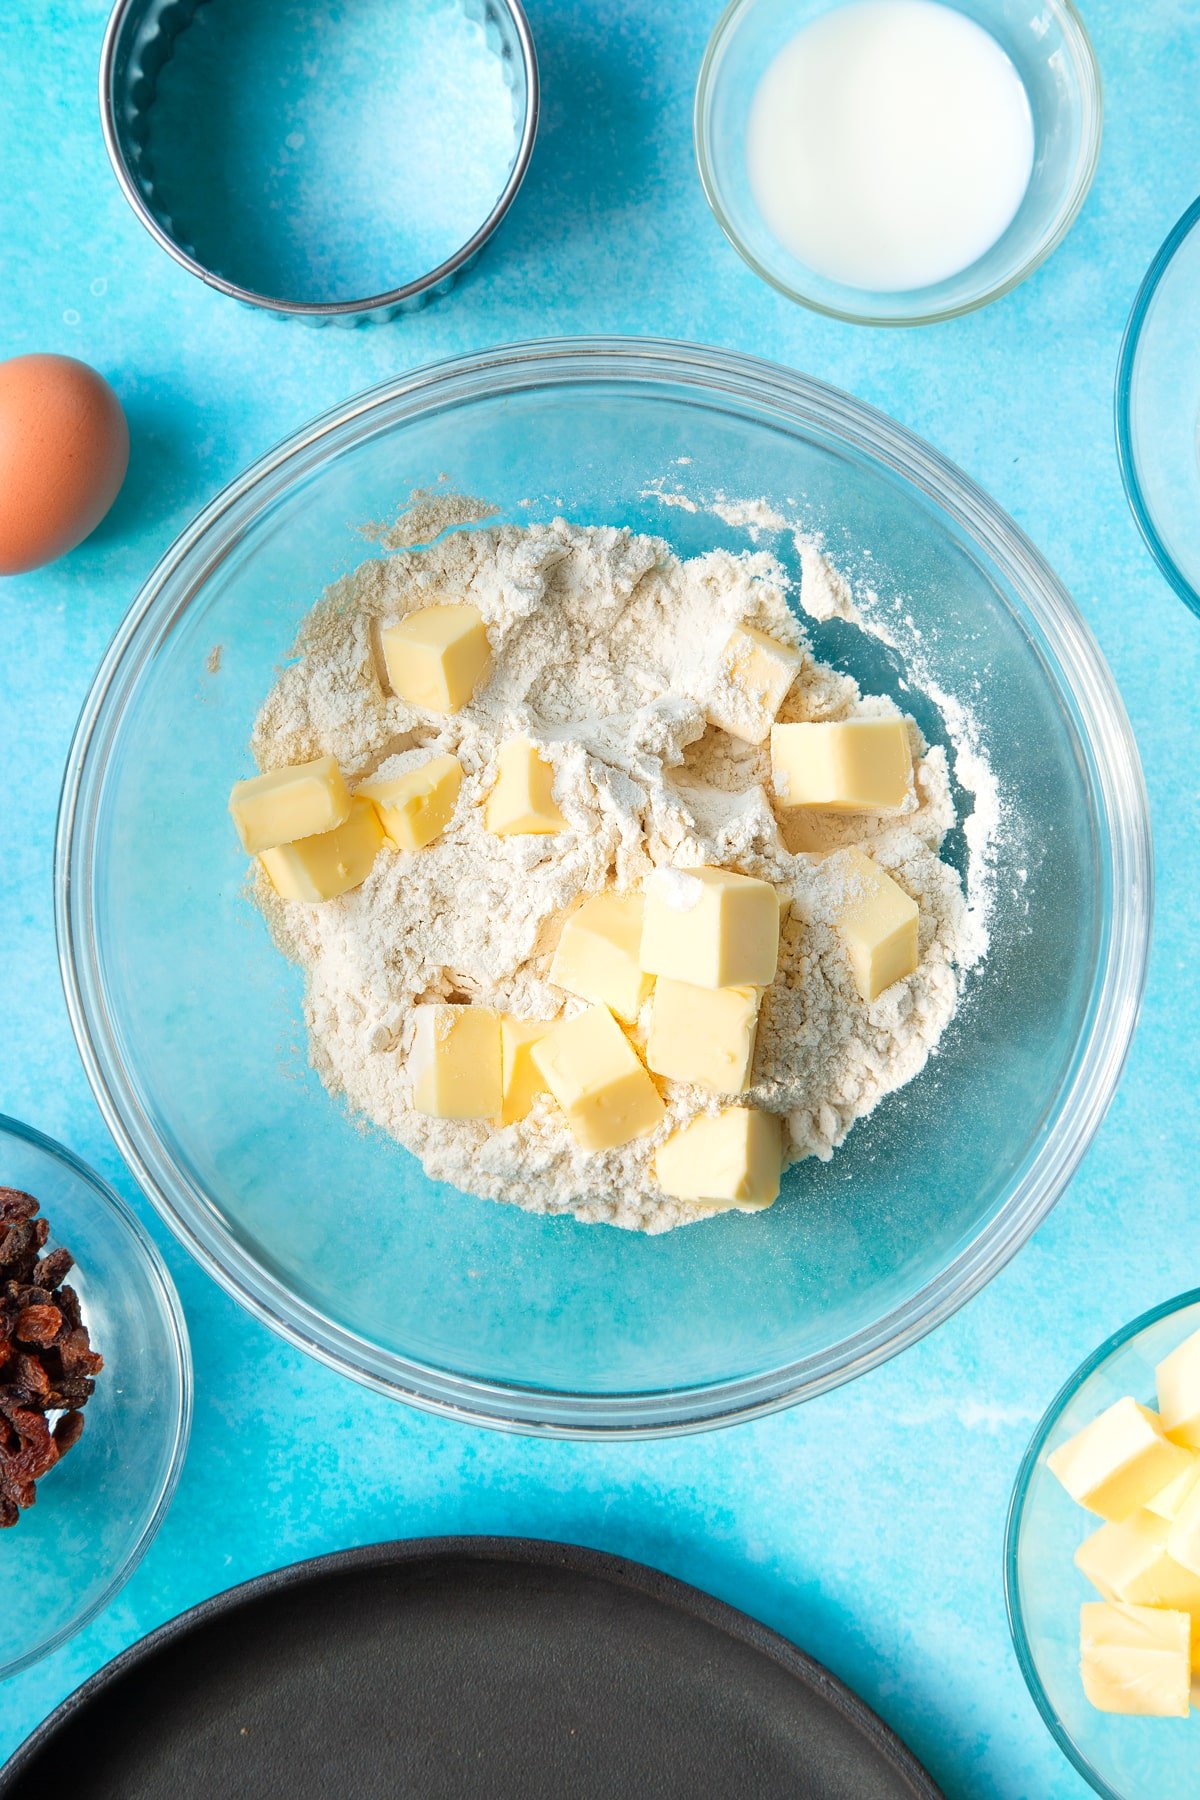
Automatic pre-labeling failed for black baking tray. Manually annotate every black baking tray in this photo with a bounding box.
[0,1538,943,1798]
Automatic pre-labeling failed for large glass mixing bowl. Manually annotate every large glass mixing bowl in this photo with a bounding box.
[55,340,1150,1436]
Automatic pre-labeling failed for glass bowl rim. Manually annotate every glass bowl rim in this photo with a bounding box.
[54,334,1152,1438]
[693,0,1103,327]
[97,0,540,320]
[1114,194,1200,622]
[0,1110,193,1682]
[1003,1286,1200,1800]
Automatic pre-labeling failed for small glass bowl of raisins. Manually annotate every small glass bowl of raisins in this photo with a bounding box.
[0,1114,191,1679]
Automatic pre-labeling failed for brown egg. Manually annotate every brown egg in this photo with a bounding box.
[0,354,130,576]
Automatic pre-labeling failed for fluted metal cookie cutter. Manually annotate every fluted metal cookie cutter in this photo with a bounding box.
[99,0,538,325]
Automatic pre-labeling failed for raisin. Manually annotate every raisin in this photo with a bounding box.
[0,1189,38,1224]
[33,1247,73,1290]
[41,1381,91,1413]
[52,1410,85,1456]
[11,1354,51,1406]
[0,1404,57,1480]
[0,1190,100,1527]
[0,1222,38,1280]
[15,1305,61,1345]
[56,1284,83,1330]
[60,1328,103,1376]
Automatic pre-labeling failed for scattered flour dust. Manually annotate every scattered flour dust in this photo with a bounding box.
[249,495,995,1233]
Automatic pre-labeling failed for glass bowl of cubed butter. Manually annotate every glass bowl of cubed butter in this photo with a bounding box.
[55,338,1150,1436]
[1006,1292,1200,1798]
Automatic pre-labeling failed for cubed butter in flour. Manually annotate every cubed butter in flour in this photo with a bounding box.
[410,1004,502,1120]
[639,866,780,990]
[1047,1397,1194,1522]
[646,978,760,1094]
[1079,1602,1191,1716]
[770,718,912,812]
[706,624,802,744]
[499,1016,554,1125]
[654,1108,781,1211]
[230,754,351,854]
[531,1004,664,1151]
[830,848,918,1003]
[549,894,653,1023]
[485,737,566,836]
[382,603,491,713]
[359,754,462,852]
[258,797,383,902]
[1156,1326,1200,1450]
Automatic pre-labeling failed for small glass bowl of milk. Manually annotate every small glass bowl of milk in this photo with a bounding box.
[695,0,1101,324]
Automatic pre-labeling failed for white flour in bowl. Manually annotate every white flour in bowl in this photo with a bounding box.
[250,501,993,1232]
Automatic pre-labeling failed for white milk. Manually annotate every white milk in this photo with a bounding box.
[746,0,1034,292]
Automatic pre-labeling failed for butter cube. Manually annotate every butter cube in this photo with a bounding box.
[1076,1511,1200,1643]
[831,848,919,1003]
[359,754,462,852]
[706,624,802,744]
[409,1004,502,1120]
[1047,1396,1195,1522]
[500,1016,553,1125]
[531,1004,664,1150]
[654,1108,781,1211]
[1168,1479,1200,1579]
[258,797,383,902]
[1083,1522,1200,1676]
[640,866,780,990]
[647,979,760,1094]
[1156,1326,1200,1449]
[770,718,913,811]
[549,894,653,1023]
[485,737,566,836]
[230,754,351,854]
[1079,1602,1191,1717]
[382,603,491,713]
[1147,1455,1200,1523]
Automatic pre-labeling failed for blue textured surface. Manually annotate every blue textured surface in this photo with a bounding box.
[0,2,1197,1794]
